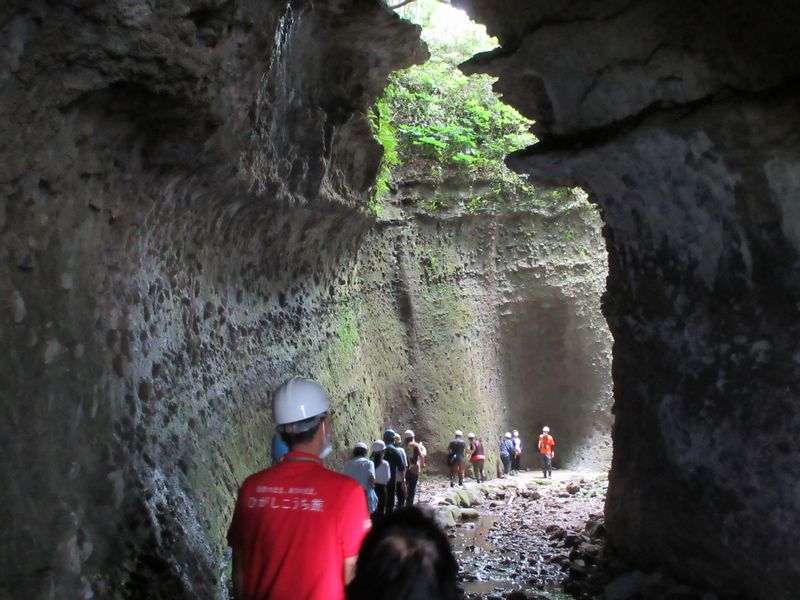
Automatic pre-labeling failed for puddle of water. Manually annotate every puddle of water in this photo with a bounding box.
[452,515,497,554]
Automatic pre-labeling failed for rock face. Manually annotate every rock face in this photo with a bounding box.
[0,1,423,598]
[0,1,611,598]
[382,182,613,473]
[457,0,800,598]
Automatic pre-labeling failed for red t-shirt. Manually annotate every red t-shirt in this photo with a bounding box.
[227,452,371,600]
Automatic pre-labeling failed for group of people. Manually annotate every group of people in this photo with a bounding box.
[445,430,486,486]
[231,377,451,600]
[446,426,556,485]
[498,429,524,477]
[342,428,427,520]
[499,426,556,478]
[230,376,558,600]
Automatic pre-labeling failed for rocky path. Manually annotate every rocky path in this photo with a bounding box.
[415,469,608,600]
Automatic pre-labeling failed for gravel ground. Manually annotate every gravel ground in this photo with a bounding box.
[415,468,608,600]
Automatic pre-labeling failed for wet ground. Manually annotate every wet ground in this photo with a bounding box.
[416,469,608,600]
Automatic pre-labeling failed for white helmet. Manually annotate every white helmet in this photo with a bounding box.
[454,430,463,437]
[512,430,519,436]
[542,426,550,433]
[371,440,386,453]
[403,429,415,439]
[355,442,368,450]
[504,432,512,439]
[273,377,330,433]
[467,432,475,438]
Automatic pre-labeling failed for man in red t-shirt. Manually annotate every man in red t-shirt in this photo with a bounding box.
[538,426,555,479]
[227,378,371,600]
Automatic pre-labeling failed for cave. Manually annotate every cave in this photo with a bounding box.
[500,287,612,471]
[1,0,799,599]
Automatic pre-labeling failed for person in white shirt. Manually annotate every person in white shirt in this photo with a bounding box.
[511,429,523,474]
[342,442,377,513]
[370,440,392,520]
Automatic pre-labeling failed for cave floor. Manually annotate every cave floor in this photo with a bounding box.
[415,469,608,600]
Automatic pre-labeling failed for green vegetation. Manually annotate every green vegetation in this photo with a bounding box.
[369,97,400,213]
[368,0,589,217]
[368,1,536,207]
[378,1,535,181]
[386,58,534,175]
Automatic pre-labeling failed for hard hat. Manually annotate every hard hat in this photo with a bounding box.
[542,426,550,432]
[273,377,330,432]
[355,442,368,450]
[454,430,463,437]
[371,440,386,453]
[383,429,397,444]
[403,429,415,439]
[467,432,475,438]
[512,430,519,435]
[504,432,512,438]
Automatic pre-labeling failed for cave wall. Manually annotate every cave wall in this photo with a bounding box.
[0,0,427,597]
[374,194,612,474]
[495,205,612,470]
[456,0,800,597]
[0,1,613,598]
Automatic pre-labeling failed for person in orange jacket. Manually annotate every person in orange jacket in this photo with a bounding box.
[538,426,555,478]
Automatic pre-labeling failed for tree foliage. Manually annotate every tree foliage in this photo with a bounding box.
[369,1,591,218]
[369,97,400,212]
[386,60,534,174]
[370,0,537,201]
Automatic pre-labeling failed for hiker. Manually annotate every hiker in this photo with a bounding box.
[446,430,467,487]
[511,429,523,473]
[499,432,515,477]
[467,433,486,483]
[382,429,407,513]
[402,430,426,506]
[346,507,460,600]
[394,432,408,507]
[343,442,378,514]
[271,432,289,465]
[371,440,391,519]
[228,377,371,600]
[538,426,556,478]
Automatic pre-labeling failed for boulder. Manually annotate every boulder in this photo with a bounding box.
[459,508,481,520]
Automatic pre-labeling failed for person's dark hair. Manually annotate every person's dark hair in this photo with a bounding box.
[279,415,323,448]
[346,507,461,600]
[372,450,384,467]
[353,446,368,458]
[383,429,396,445]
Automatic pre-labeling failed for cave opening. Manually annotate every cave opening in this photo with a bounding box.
[384,0,614,476]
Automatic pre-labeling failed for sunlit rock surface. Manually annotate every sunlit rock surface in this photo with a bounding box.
[457,0,800,597]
